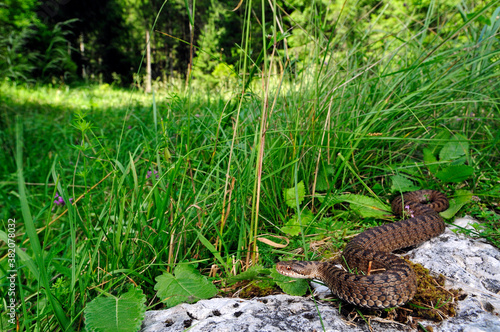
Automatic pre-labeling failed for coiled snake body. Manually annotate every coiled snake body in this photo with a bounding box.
[276,190,449,309]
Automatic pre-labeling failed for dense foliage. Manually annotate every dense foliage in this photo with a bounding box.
[1,0,496,85]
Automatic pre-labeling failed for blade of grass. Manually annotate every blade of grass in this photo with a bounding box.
[16,117,73,331]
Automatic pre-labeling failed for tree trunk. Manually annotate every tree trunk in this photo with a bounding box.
[146,30,152,93]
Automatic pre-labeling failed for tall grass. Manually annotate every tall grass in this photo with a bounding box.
[1,1,499,331]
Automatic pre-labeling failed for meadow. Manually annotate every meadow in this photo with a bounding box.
[1,2,500,331]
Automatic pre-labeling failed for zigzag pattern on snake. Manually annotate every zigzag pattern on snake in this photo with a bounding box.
[276,190,449,309]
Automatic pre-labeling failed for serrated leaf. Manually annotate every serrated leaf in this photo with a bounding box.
[284,181,306,208]
[280,209,314,236]
[84,286,146,332]
[439,135,469,162]
[451,156,467,165]
[271,267,309,296]
[440,190,472,219]
[155,264,217,308]
[338,194,391,218]
[435,165,474,183]
[390,175,420,193]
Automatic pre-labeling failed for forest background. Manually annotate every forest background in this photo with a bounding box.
[2,0,493,86]
[1,0,500,331]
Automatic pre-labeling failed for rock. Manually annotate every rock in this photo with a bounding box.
[141,295,411,332]
[141,217,500,332]
[410,216,500,332]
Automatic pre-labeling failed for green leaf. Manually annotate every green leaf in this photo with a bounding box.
[440,190,472,219]
[271,267,309,296]
[284,180,306,208]
[194,229,226,270]
[439,134,469,162]
[316,165,335,192]
[280,209,314,236]
[84,286,146,332]
[423,148,438,174]
[390,175,420,193]
[332,194,391,218]
[429,130,451,155]
[450,156,467,165]
[155,264,217,308]
[435,165,474,183]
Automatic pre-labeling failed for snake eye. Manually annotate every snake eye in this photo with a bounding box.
[286,266,291,270]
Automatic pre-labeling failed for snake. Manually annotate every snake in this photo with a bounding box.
[276,190,449,309]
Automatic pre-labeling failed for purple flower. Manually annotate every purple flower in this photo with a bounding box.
[147,169,159,179]
[54,193,73,206]
[404,204,415,218]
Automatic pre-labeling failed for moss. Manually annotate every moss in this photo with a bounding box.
[405,261,461,322]
[222,279,280,298]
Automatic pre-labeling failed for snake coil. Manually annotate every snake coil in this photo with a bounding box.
[276,190,449,309]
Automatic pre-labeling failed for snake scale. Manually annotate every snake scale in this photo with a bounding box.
[276,190,449,309]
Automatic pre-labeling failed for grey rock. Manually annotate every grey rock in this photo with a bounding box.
[141,295,411,332]
[141,217,500,332]
[410,216,500,332]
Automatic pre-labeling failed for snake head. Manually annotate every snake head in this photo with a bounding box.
[276,261,322,279]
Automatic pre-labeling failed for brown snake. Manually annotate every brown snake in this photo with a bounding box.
[276,190,449,309]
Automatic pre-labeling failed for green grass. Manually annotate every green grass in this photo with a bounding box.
[1,2,500,331]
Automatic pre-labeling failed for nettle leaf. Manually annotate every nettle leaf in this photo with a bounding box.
[284,181,306,208]
[155,264,217,308]
[450,156,467,165]
[439,134,469,162]
[280,209,314,236]
[338,194,391,218]
[271,267,308,296]
[84,285,146,332]
[441,190,472,219]
[390,175,420,193]
[436,165,474,183]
